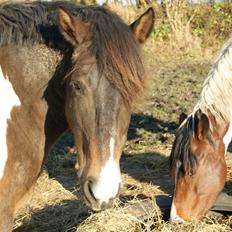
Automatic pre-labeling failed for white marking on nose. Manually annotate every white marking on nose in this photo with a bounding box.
[91,137,121,204]
[0,66,21,179]
[223,121,232,151]
[170,201,185,223]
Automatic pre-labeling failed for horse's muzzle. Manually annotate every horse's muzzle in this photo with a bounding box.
[82,177,120,211]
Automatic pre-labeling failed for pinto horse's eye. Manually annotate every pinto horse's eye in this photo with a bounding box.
[69,80,85,93]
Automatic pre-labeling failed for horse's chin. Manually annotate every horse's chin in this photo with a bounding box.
[91,201,114,212]
[82,193,114,211]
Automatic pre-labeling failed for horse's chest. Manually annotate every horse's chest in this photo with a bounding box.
[0,66,21,179]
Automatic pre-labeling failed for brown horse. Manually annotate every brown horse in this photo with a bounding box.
[169,38,232,222]
[0,1,154,231]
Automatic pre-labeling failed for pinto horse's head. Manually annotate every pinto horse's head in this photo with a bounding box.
[58,7,154,211]
[169,109,228,222]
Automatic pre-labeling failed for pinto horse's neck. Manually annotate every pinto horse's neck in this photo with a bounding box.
[0,44,69,158]
[0,43,70,230]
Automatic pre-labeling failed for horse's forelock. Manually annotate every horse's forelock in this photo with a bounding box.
[170,116,198,179]
[87,7,147,109]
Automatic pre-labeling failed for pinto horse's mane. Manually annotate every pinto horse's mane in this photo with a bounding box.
[195,36,232,123]
[0,1,146,107]
[170,36,232,177]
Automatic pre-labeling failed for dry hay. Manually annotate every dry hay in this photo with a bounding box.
[12,140,232,232]
[12,82,232,232]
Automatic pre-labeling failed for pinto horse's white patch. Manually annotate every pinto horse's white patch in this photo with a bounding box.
[0,67,21,179]
[91,137,121,204]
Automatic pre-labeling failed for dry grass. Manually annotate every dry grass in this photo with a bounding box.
[12,134,232,232]
[13,148,232,231]
[12,3,232,232]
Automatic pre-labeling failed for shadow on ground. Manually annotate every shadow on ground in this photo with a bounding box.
[224,180,232,195]
[45,131,78,193]
[128,113,178,140]
[14,199,90,232]
[227,142,232,153]
[121,152,173,195]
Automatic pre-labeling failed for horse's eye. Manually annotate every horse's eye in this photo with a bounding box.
[69,80,85,93]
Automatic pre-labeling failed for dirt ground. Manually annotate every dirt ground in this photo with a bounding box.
[12,36,232,231]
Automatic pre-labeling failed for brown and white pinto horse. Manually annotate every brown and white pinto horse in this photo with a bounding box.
[169,38,232,222]
[0,1,154,231]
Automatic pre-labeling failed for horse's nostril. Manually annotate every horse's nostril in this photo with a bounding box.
[83,176,120,211]
[83,177,97,204]
[87,178,97,201]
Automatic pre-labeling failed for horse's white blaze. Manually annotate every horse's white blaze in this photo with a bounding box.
[223,121,232,151]
[91,137,121,204]
[0,66,21,179]
[170,201,185,223]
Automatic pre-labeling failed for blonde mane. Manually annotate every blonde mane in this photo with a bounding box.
[194,36,232,123]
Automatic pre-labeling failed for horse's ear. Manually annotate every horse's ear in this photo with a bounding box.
[179,112,188,125]
[194,110,209,141]
[130,7,155,43]
[58,7,91,45]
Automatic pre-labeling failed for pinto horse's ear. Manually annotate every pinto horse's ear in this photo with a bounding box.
[194,110,209,141]
[58,7,92,45]
[130,7,155,43]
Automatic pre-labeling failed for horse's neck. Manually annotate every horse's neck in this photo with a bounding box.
[0,44,68,153]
